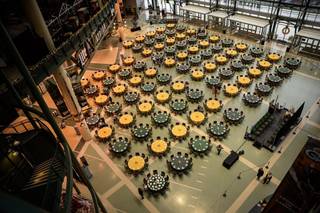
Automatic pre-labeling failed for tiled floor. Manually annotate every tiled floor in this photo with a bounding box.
[59,16,320,213]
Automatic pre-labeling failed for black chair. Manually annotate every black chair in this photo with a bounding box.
[153,170,158,174]
[161,171,165,176]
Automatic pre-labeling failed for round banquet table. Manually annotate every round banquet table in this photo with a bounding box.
[176,40,187,50]
[132,125,150,139]
[243,93,262,106]
[93,71,105,80]
[151,140,168,154]
[151,52,164,62]
[95,95,108,106]
[186,89,203,102]
[146,31,156,38]
[165,46,176,56]
[171,81,186,93]
[166,23,176,29]
[176,63,190,74]
[164,58,176,67]
[123,57,135,66]
[197,32,207,40]
[189,111,206,125]
[128,156,145,171]
[204,62,217,72]
[205,76,221,88]
[267,53,281,62]
[241,54,254,64]
[177,51,188,60]
[132,44,143,53]
[209,35,220,43]
[219,68,234,79]
[191,137,209,153]
[171,124,188,139]
[170,100,187,114]
[215,55,228,65]
[224,110,243,123]
[142,48,153,57]
[118,68,131,80]
[205,99,222,112]
[200,49,213,59]
[256,83,272,96]
[123,40,134,48]
[155,91,171,103]
[191,69,205,81]
[226,49,238,58]
[186,28,196,36]
[176,32,186,40]
[105,102,121,115]
[199,40,209,48]
[141,82,156,94]
[86,86,97,96]
[166,37,175,45]
[135,35,145,43]
[211,45,223,53]
[97,126,113,140]
[248,68,262,78]
[188,45,199,54]
[250,46,263,57]
[103,77,115,87]
[145,39,155,47]
[152,112,170,126]
[176,24,186,32]
[231,61,243,71]
[156,74,171,85]
[133,61,146,72]
[276,66,292,77]
[258,60,272,70]
[189,55,202,66]
[156,27,166,34]
[109,64,121,74]
[129,76,142,87]
[86,115,99,126]
[221,39,234,47]
[188,36,198,45]
[110,138,129,153]
[124,92,140,104]
[225,85,240,96]
[285,58,301,69]
[80,78,89,88]
[118,114,134,127]
[208,122,228,137]
[237,76,252,87]
[155,34,165,42]
[112,84,126,95]
[170,155,190,171]
[154,43,165,51]
[146,174,166,192]
[267,74,282,86]
[137,101,153,114]
[235,43,248,52]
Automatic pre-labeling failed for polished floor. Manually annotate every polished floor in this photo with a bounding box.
[64,17,320,213]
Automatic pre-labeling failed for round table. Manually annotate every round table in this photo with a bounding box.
[226,48,238,58]
[118,68,132,80]
[129,76,143,87]
[215,55,228,65]
[170,155,190,171]
[93,71,105,80]
[105,102,121,115]
[225,85,239,96]
[166,37,175,45]
[186,89,203,102]
[142,48,153,57]
[165,46,176,56]
[156,27,166,34]
[177,51,188,60]
[276,66,292,77]
[86,86,97,96]
[176,33,186,40]
[133,61,146,72]
[171,81,186,93]
[219,68,234,79]
[98,126,113,140]
[132,44,143,53]
[248,68,262,78]
[188,37,198,45]
[200,49,213,59]
[95,95,108,105]
[141,82,156,94]
[124,92,140,104]
[112,84,126,95]
[80,78,89,88]
[152,52,164,62]
[171,124,188,138]
[250,47,263,57]
[152,112,170,126]
[205,76,221,88]
[119,114,134,127]
[285,58,301,69]
[176,63,190,74]
[135,35,145,43]
[186,28,196,36]
[204,62,217,72]
[132,125,150,139]
[166,23,176,29]
[146,174,166,192]
[189,55,202,66]
[221,39,234,47]
[267,74,282,86]
[86,115,99,126]
[258,60,272,70]
[199,40,209,48]
[256,83,272,96]
[137,101,153,114]
[109,64,121,74]
[155,34,165,42]
[237,76,252,87]
[241,54,254,64]
[243,93,262,106]
[151,140,168,154]
[128,156,145,171]
[224,110,244,123]
[197,32,207,39]
[211,45,223,53]
[208,123,228,137]
[191,69,205,81]
[190,111,206,125]
[191,138,209,153]
[170,100,187,114]
[205,99,222,112]
[155,91,171,103]
[146,31,156,38]
[267,53,281,62]
[176,24,186,32]
[164,58,176,67]
[176,40,187,50]
[188,46,199,54]
[144,39,155,47]
[145,67,157,78]
[156,74,171,85]
[123,40,134,48]
[154,43,165,51]
[231,61,243,71]
[110,138,129,153]
[235,43,248,52]
[123,57,135,66]
[209,35,220,43]
[103,77,115,87]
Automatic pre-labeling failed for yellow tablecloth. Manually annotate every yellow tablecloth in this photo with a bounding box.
[146,31,156,37]
[142,48,152,57]
[258,60,272,69]
[138,102,153,113]
[156,92,170,103]
[248,68,262,77]
[177,52,188,60]
[109,64,120,73]
[119,114,134,126]
[166,23,176,28]
[238,76,251,86]
[123,40,134,48]
[267,53,281,62]
[226,49,238,57]
[215,56,228,64]
[206,99,221,111]
[235,43,248,52]
[164,58,176,67]
[151,140,168,154]
[129,76,142,86]
[98,127,113,139]
[135,35,145,43]
[156,27,165,34]
[93,71,105,80]
[112,85,126,94]
[154,43,164,50]
[145,68,157,77]
[171,82,185,92]
[190,112,205,125]
[226,85,239,95]
[186,29,196,35]
[166,38,175,45]
[188,46,199,54]
[199,40,209,48]
[95,95,108,105]
[192,70,204,80]
[209,35,220,43]
[127,156,145,171]
[176,33,186,40]
[204,63,217,72]
[123,57,135,66]
[171,125,187,138]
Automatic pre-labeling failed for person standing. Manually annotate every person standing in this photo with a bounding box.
[257,168,264,180]
[216,144,223,155]
[263,172,273,184]
[138,188,144,200]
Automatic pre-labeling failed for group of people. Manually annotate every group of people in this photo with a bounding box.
[257,167,273,184]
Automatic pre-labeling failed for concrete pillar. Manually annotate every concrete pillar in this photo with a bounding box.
[22,0,81,118]
[115,2,123,24]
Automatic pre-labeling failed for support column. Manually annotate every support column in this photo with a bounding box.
[22,0,81,118]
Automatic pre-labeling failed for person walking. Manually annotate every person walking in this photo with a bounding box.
[216,144,223,155]
[263,172,273,184]
[257,167,264,180]
[138,188,144,200]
